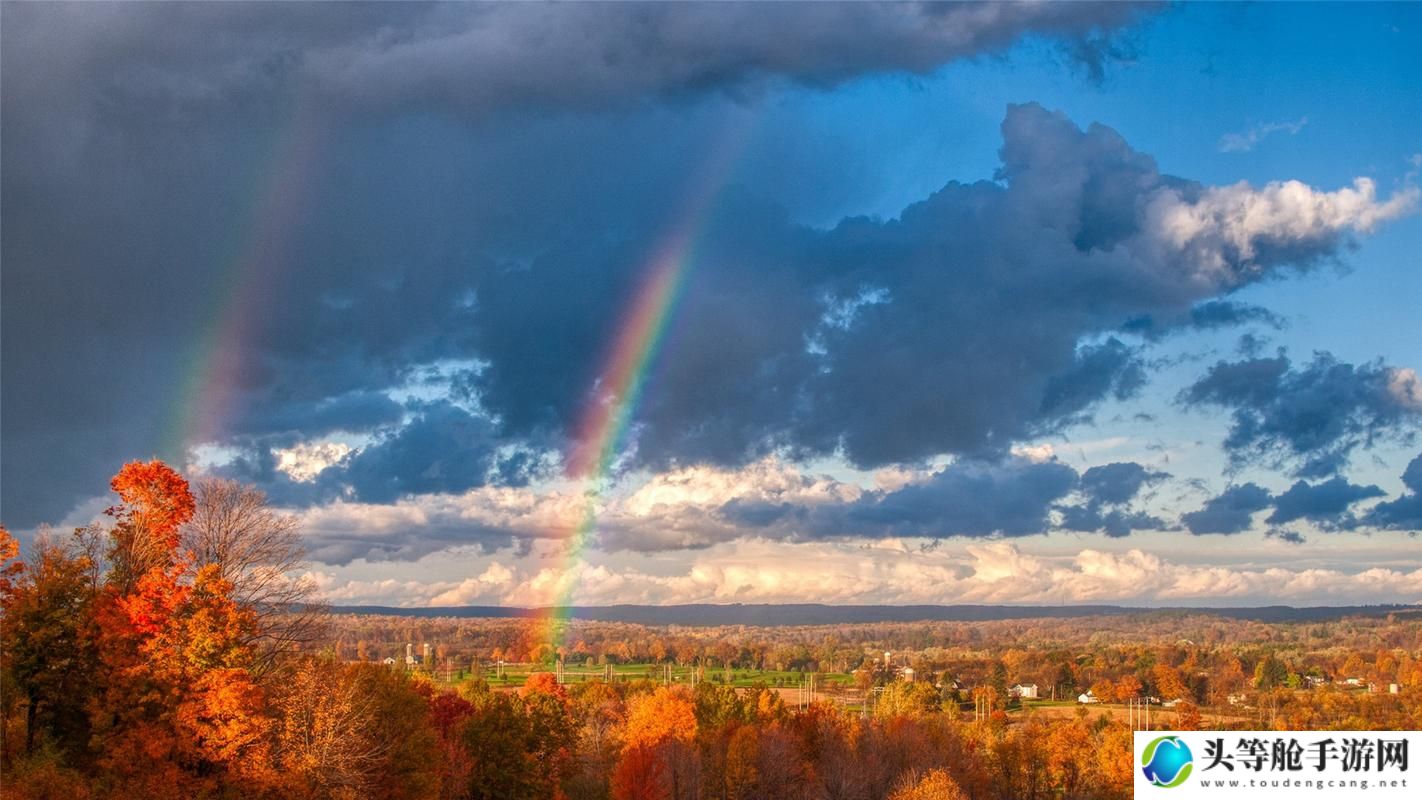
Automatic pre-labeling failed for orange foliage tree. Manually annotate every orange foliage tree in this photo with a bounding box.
[613,686,698,800]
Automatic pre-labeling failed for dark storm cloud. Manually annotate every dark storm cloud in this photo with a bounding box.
[830,458,1081,539]
[672,456,1176,548]
[1367,452,1422,532]
[1056,461,1169,537]
[1037,338,1147,421]
[712,457,1168,543]
[1182,483,1273,535]
[3,2,1414,532]
[0,2,1151,526]
[1,2,1147,136]
[233,389,405,438]
[300,513,519,567]
[1265,477,1385,529]
[1182,467,1406,538]
[1180,352,1422,478]
[1078,461,1169,505]
[1058,505,1166,538]
[335,401,530,504]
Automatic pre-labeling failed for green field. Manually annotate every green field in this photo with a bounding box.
[422,661,857,691]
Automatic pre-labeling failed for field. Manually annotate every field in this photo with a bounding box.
[434,661,856,692]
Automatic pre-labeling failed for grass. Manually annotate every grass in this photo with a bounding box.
[420,662,856,690]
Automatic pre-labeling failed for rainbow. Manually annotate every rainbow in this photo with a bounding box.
[167,101,327,457]
[539,123,752,657]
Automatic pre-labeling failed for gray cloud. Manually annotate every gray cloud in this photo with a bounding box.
[1,2,1150,179]
[1182,483,1273,535]
[1058,506,1167,538]
[1367,452,1422,532]
[1181,352,1422,478]
[832,458,1080,539]
[1265,477,1385,529]
[1121,300,1285,341]
[1079,461,1169,505]
[1057,461,1170,537]
[703,457,1171,546]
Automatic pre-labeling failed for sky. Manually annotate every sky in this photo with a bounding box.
[2,2,1420,608]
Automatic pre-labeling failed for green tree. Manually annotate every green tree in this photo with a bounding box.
[1253,654,1288,690]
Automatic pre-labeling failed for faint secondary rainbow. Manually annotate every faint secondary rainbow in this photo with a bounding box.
[539,124,752,656]
[166,102,327,459]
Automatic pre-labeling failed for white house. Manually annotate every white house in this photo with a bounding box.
[1077,691,1098,704]
[1010,683,1038,699]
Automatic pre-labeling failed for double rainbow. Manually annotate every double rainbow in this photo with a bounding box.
[159,95,750,660]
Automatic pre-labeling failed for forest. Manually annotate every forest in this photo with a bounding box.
[3,461,1419,800]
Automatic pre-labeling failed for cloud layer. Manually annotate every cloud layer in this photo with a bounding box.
[306,540,1422,608]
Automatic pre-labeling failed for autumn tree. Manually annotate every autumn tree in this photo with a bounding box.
[1113,674,1143,703]
[355,666,441,800]
[460,690,541,800]
[1152,664,1189,703]
[569,679,626,798]
[105,459,195,592]
[520,672,578,796]
[722,724,760,800]
[7,463,295,796]
[0,530,100,758]
[1210,656,1246,705]
[1174,702,1203,731]
[424,687,475,799]
[878,680,941,719]
[888,769,968,800]
[88,460,212,796]
[276,657,384,797]
[1089,679,1114,704]
[614,686,698,800]
[183,478,326,670]
[1045,719,1093,798]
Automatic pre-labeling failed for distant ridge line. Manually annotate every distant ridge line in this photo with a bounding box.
[324,602,1420,626]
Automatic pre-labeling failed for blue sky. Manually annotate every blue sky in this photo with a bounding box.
[3,2,1419,607]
